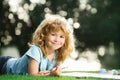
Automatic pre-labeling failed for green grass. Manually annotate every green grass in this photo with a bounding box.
[0,74,112,80]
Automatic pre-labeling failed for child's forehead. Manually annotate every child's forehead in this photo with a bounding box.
[50,30,65,35]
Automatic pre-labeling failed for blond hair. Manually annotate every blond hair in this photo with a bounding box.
[31,15,74,63]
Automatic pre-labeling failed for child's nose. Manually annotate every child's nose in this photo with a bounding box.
[55,36,60,42]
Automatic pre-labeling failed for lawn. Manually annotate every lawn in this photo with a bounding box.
[0,74,112,80]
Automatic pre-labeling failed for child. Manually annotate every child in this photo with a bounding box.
[0,15,74,76]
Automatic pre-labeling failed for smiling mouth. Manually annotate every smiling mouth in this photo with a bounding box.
[53,43,60,45]
[52,42,60,45]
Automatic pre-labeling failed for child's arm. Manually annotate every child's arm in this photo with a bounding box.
[28,57,50,76]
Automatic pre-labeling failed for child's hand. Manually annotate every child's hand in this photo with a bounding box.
[50,65,62,76]
[39,70,50,76]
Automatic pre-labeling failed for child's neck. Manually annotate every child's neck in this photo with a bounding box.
[47,51,54,63]
[46,48,55,62]
[48,50,54,55]
[46,46,55,55]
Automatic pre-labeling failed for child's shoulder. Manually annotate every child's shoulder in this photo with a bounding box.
[28,44,42,53]
[30,44,40,49]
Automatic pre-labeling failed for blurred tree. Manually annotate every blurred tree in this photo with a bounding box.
[74,0,120,69]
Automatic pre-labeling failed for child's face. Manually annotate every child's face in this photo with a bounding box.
[46,30,65,50]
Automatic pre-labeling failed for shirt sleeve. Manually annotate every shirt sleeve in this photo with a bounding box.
[25,45,43,63]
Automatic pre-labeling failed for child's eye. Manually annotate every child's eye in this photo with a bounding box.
[51,33,56,36]
[60,35,65,38]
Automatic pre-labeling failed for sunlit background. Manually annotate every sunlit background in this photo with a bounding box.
[0,0,120,71]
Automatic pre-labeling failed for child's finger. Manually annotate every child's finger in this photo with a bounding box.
[52,67,57,71]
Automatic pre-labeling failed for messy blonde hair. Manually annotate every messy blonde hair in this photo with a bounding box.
[31,15,74,63]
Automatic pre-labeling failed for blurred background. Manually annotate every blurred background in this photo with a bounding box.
[0,0,120,71]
